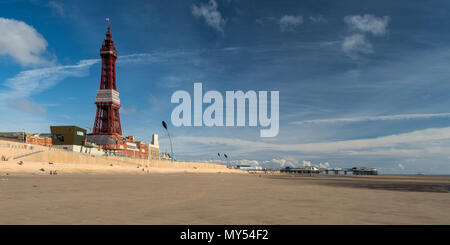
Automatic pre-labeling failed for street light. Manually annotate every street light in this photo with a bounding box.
[218,153,229,167]
[224,154,229,167]
[162,121,174,162]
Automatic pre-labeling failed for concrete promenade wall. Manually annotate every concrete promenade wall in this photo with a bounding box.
[17,147,228,170]
[1,141,48,160]
[1,139,229,170]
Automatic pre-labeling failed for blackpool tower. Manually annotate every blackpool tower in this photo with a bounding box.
[87,25,122,146]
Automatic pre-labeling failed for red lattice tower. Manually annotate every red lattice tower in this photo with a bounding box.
[91,25,122,138]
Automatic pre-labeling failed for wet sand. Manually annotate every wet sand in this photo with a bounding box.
[0,173,449,224]
[268,174,450,193]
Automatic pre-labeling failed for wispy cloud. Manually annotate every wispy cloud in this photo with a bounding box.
[174,126,450,157]
[0,50,206,103]
[0,47,244,105]
[192,0,226,33]
[292,113,450,125]
[342,14,389,57]
[0,59,99,101]
[341,33,373,56]
[160,75,185,88]
[47,1,65,17]
[309,15,327,24]
[344,14,389,36]
[279,15,303,32]
[8,99,47,115]
[256,15,304,32]
[120,107,136,115]
[148,93,159,105]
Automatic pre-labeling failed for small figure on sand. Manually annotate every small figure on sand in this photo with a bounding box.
[17,161,23,166]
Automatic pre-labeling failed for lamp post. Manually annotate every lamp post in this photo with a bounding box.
[224,154,229,168]
[218,153,229,167]
[162,121,173,162]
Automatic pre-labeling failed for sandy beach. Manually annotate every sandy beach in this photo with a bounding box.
[1,139,450,224]
[0,173,449,225]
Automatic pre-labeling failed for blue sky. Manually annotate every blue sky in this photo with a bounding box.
[1,0,450,174]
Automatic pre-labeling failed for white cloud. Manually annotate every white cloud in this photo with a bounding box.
[344,14,389,36]
[341,33,373,56]
[0,17,51,66]
[341,14,389,57]
[271,158,297,168]
[293,112,450,125]
[279,15,303,32]
[192,0,226,33]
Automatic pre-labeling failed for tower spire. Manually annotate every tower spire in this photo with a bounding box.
[106,25,112,40]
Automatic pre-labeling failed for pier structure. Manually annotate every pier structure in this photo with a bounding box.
[279,166,378,175]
